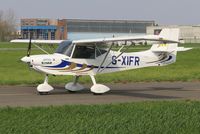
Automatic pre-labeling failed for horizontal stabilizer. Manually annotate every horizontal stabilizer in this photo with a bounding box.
[177,47,192,51]
[151,44,192,53]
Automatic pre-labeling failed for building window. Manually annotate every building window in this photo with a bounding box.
[51,32,55,40]
[43,30,48,40]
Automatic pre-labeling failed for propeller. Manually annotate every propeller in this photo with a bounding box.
[21,32,33,69]
[27,32,32,57]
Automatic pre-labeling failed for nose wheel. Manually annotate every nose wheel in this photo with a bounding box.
[37,75,54,95]
[65,76,85,92]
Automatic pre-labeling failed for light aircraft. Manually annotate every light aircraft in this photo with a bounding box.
[11,29,191,95]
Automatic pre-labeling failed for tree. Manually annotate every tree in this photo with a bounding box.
[0,9,17,42]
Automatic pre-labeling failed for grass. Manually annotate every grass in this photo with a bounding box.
[0,43,199,85]
[0,43,200,134]
[0,101,200,133]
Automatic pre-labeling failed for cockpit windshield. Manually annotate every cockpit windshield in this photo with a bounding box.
[55,41,73,57]
[56,41,108,58]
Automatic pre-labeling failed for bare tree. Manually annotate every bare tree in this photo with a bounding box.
[0,9,17,41]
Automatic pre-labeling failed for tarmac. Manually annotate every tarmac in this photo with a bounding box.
[0,82,200,107]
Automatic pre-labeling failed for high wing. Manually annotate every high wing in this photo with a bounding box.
[10,39,64,44]
[73,28,180,45]
[73,35,179,45]
[10,35,177,45]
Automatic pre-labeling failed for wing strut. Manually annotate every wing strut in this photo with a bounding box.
[98,43,134,73]
[33,43,50,54]
[97,43,114,73]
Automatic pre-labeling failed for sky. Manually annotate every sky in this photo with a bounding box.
[0,0,199,25]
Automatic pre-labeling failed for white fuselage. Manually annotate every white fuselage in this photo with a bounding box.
[23,49,175,76]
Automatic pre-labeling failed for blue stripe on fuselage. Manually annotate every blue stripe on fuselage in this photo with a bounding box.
[46,60,70,68]
[45,60,124,69]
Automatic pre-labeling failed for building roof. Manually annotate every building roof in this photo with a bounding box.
[21,25,57,30]
[67,19,155,24]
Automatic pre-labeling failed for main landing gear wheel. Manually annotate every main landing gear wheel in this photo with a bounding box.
[65,76,85,92]
[93,93,102,95]
[38,92,49,95]
[37,75,54,95]
[90,75,110,95]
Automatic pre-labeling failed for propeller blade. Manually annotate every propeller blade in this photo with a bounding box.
[27,32,32,57]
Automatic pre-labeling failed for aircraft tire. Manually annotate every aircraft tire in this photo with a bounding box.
[68,90,77,93]
[93,93,103,95]
[38,92,49,95]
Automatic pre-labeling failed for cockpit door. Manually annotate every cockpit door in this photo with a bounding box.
[72,45,96,59]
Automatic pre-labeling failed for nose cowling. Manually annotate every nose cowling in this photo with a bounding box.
[21,54,63,67]
[21,56,31,63]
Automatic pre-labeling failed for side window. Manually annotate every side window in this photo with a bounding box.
[96,47,107,57]
[72,45,95,59]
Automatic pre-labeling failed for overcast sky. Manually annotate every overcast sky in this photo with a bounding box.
[0,0,199,25]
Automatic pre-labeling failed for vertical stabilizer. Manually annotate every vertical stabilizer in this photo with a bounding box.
[159,28,180,42]
[150,28,180,65]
